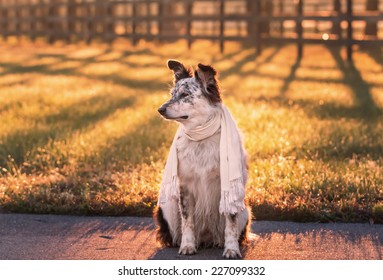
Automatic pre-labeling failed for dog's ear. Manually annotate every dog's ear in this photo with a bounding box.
[167,59,192,84]
[195,63,221,104]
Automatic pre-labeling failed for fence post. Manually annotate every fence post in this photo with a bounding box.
[186,0,192,49]
[47,0,56,43]
[158,1,182,42]
[346,0,353,61]
[219,0,224,53]
[29,0,36,42]
[365,0,378,37]
[48,0,63,44]
[38,0,46,42]
[85,0,93,44]
[157,1,162,43]
[80,0,87,43]
[296,0,303,59]
[67,0,77,43]
[105,0,115,43]
[145,0,150,39]
[332,0,341,39]
[132,0,137,45]
[1,4,9,41]
[93,0,103,42]
[278,0,284,35]
[247,0,256,50]
[260,0,273,36]
[255,0,261,55]
[15,0,21,40]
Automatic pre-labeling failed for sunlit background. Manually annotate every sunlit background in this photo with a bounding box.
[0,0,382,223]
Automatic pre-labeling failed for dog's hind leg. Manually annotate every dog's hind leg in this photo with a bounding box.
[178,185,197,255]
[223,213,242,259]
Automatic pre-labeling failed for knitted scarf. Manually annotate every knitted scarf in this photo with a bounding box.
[158,104,245,215]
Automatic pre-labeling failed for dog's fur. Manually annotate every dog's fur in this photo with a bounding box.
[155,60,250,258]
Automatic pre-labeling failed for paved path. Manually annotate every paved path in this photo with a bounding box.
[0,213,382,260]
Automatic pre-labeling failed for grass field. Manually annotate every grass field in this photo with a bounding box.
[0,39,383,223]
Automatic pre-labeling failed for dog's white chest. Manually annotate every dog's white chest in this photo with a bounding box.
[176,132,220,183]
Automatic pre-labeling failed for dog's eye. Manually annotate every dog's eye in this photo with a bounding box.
[179,92,188,98]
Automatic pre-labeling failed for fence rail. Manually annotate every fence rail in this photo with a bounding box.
[0,0,382,60]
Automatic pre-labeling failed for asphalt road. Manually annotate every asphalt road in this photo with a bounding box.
[0,213,382,260]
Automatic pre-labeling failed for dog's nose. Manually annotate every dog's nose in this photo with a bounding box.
[158,106,167,115]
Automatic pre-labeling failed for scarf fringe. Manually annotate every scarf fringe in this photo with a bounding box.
[219,177,245,215]
[159,175,178,204]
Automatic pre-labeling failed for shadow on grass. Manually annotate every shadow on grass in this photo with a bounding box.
[290,141,383,160]
[0,45,170,92]
[287,115,383,160]
[0,94,136,171]
[0,172,156,216]
[84,114,174,168]
[246,46,382,121]
[280,57,301,96]
[360,46,383,68]
[219,49,257,79]
[1,114,172,215]
[218,45,283,80]
[0,59,167,92]
[328,47,381,119]
[254,95,381,121]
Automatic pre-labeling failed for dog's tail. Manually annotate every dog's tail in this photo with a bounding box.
[153,206,174,247]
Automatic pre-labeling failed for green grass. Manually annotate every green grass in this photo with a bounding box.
[0,39,383,223]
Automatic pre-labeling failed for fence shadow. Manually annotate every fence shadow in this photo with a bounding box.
[360,46,383,68]
[241,45,382,122]
[0,93,136,170]
[280,57,301,96]
[327,46,381,119]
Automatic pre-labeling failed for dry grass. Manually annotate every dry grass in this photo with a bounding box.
[0,39,383,222]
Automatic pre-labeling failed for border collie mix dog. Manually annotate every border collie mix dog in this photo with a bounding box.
[155,60,250,258]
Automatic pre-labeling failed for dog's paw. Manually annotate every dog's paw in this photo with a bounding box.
[179,244,197,255]
[223,248,242,259]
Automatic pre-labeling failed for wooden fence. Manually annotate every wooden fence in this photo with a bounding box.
[0,0,382,60]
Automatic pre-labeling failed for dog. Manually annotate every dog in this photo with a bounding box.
[155,60,250,259]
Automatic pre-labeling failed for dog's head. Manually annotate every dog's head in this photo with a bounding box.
[158,60,221,128]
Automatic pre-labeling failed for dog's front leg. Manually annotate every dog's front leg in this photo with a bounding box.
[178,185,196,255]
[223,214,242,258]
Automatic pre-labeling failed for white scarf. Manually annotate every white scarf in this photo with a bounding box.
[158,104,245,215]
